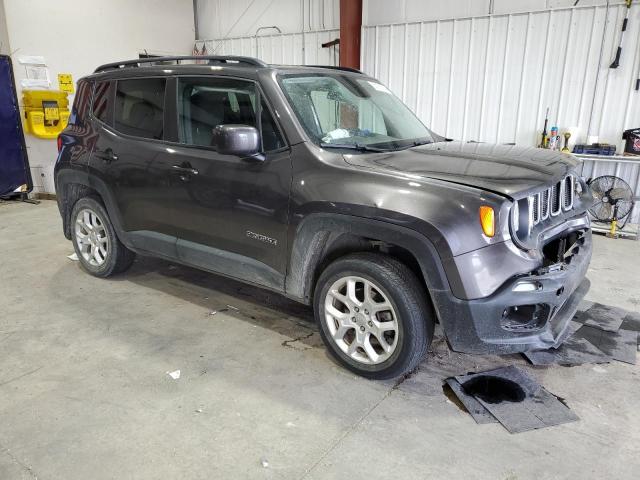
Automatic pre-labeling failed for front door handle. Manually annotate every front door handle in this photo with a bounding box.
[95,148,118,163]
[172,164,199,176]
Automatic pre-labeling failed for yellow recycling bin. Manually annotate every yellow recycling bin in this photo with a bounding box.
[23,90,70,139]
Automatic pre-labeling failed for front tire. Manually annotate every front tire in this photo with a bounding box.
[70,197,135,277]
[314,253,434,379]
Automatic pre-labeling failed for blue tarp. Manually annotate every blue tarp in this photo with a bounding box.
[0,55,31,197]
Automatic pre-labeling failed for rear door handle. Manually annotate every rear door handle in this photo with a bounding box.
[172,165,199,176]
[95,148,118,163]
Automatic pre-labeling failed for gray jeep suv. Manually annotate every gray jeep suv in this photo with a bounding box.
[55,56,592,379]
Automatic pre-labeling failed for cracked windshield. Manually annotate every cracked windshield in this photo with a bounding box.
[280,74,433,151]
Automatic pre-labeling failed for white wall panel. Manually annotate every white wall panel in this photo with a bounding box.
[548,0,603,8]
[493,0,546,14]
[364,0,611,25]
[200,28,340,65]
[361,3,640,152]
[3,0,195,193]
[197,0,339,39]
[364,0,491,26]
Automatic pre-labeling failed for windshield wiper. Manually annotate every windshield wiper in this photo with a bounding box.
[413,139,432,147]
[320,142,387,153]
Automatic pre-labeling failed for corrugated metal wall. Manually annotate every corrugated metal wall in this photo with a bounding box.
[199,28,340,65]
[361,2,640,151]
[196,0,339,40]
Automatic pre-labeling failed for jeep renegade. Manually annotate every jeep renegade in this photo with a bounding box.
[55,56,592,379]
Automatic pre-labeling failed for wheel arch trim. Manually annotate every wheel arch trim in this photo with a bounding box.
[285,213,452,306]
[55,169,132,249]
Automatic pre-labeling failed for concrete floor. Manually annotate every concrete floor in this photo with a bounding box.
[1,200,639,479]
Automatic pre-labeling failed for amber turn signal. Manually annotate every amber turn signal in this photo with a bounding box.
[479,206,495,237]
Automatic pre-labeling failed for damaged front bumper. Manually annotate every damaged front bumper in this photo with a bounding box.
[434,228,592,355]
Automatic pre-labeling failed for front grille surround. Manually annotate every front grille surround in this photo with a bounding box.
[525,174,575,234]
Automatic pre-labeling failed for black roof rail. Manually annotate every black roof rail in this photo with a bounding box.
[94,55,268,73]
[306,65,364,74]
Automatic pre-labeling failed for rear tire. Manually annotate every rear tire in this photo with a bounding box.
[314,253,434,379]
[70,197,135,277]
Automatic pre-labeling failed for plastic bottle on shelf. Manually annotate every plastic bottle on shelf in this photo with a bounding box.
[548,126,559,150]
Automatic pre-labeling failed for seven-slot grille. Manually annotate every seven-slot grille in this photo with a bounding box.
[528,175,574,229]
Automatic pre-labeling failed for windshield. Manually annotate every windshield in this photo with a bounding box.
[279,74,434,150]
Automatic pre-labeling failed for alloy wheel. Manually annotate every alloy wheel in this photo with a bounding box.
[323,275,399,365]
[74,208,110,267]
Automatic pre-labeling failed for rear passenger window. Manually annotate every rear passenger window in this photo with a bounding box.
[178,77,285,151]
[114,78,165,139]
[93,81,112,125]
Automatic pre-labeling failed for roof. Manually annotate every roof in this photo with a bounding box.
[94,55,267,73]
[91,55,364,78]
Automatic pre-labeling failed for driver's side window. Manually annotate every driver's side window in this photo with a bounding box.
[177,77,285,151]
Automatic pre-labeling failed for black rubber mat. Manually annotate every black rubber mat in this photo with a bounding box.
[523,335,611,366]
[580,303,626,332]
[444,378,498,424]
[454,366,579,434]
[573,326,638,364]
[524,303,638,365]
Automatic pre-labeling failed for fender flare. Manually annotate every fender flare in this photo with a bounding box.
[285,213,453,305]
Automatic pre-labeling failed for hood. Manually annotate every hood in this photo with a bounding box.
[342,141,579,198]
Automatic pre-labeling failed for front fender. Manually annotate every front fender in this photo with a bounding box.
[288,142,512,258]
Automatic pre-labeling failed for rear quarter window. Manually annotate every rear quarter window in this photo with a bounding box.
[68,80,91,126]
[92,81,113,125]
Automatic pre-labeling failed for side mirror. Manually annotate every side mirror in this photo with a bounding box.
[212,124,261,158]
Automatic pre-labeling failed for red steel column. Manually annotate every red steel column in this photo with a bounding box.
[339,0,363,69]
